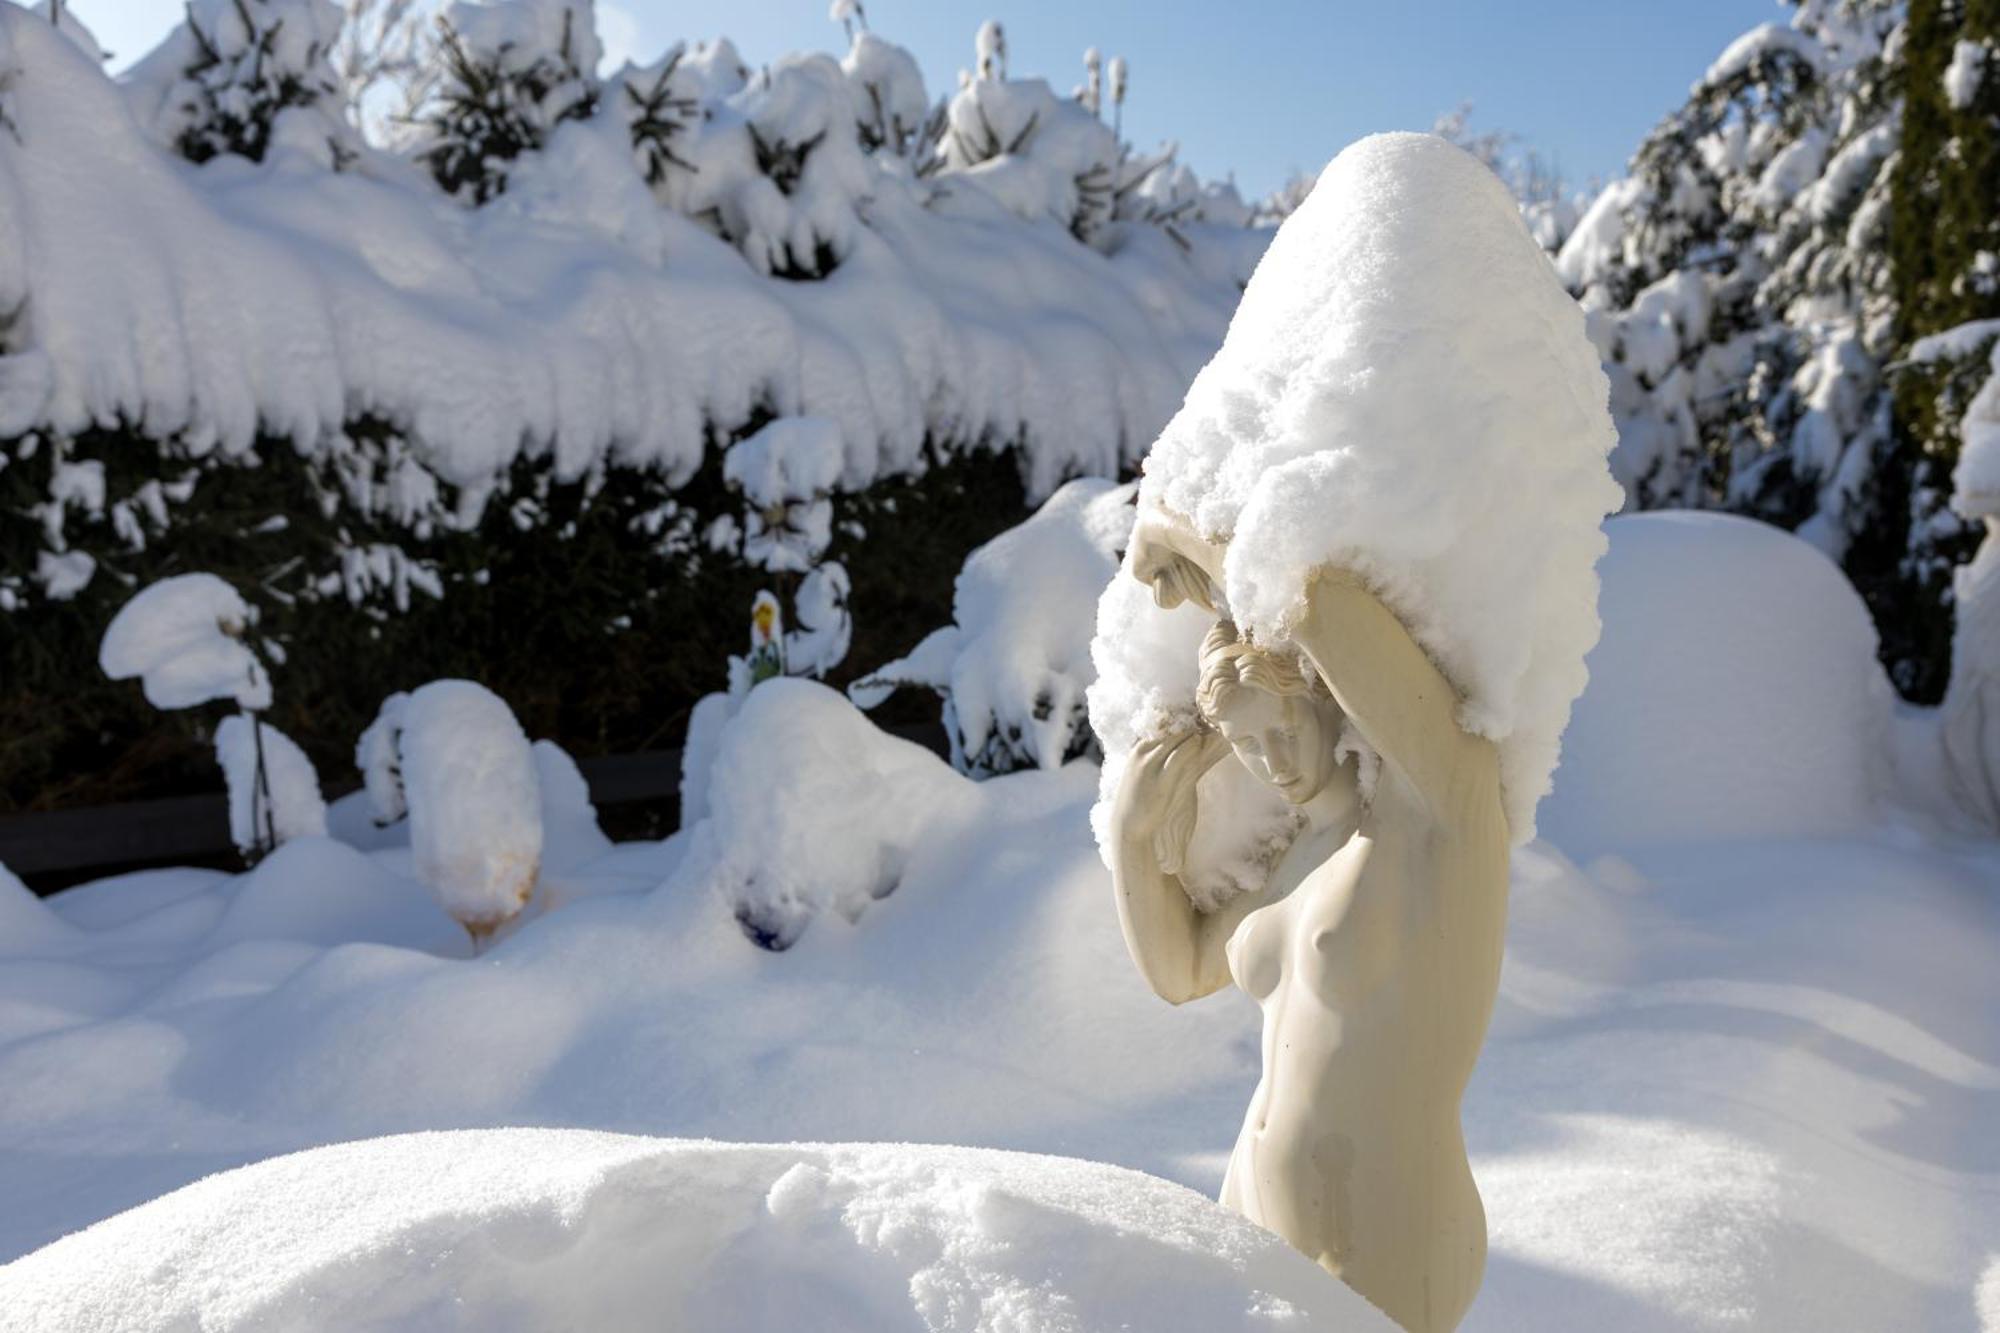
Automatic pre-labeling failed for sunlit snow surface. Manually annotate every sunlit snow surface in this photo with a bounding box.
[0,1132,1391,1331]
[1,516,1997,1329]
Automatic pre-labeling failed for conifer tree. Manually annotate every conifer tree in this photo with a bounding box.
[416,0,599,203]
[144,0,355,166]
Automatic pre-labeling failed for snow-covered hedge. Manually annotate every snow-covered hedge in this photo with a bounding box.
[0,0,1266,807]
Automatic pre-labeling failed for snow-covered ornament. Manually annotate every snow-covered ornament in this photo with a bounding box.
[749,590,786,685]
[398,680,543,948]
[1108,54,1127,135]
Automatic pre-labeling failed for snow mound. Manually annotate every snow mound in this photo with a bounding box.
[97,573,270,711]
[1539,512,1890,856]
[1125,132,1622,844]
[0,1130,1389,1332]
[670,679,979,949]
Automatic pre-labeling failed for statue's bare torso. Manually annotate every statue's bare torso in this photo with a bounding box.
[1221,765,1506,1332]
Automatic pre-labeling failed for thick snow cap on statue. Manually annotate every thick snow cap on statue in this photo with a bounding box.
[1094,132,1622,858]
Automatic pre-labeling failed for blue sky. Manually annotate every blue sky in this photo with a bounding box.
[80,0,1782,199]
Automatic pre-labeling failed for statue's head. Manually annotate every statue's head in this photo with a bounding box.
[1196,620,1345,805]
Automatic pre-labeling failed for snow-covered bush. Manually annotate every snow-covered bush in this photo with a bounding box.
[397,680,543,943]
[215,712,328,857]
[842,30,927,156]
[0,0,1266,812]
[354,690,410,825]
[937,49,1120,240]
[723,417,843,575]
[1540,512,1890,856]
[98,574,272,711]
[672,679,976,950]
[98,573,324,864]
[854,478,1134,775]
[123,0,356,167]
[417,0,600,202]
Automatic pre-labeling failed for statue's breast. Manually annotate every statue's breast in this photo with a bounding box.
[1227,893,1291,1003]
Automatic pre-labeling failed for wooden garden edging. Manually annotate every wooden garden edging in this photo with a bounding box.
[2,723,950,895]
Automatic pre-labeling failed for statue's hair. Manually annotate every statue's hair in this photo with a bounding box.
[1195,619,1324,722]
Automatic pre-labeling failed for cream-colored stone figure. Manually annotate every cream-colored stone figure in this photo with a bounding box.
[1110,520,1509,1333]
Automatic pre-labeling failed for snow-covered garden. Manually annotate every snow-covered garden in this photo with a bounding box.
[2,0,1999,1329]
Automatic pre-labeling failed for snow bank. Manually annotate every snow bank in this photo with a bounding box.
[1120,133,1622,845]
[97,573,271,711]
[3,729,1999,1324]
[398,680,543,936]
[0,1130,1390,1331]
[671,679,977,948]
[214,715,328,856]
[1538,512,1890,857]
[855,477,1136,774]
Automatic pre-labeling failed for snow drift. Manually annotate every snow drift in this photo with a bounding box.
[0,1130,1392,1331]
[1094,132,1621,871]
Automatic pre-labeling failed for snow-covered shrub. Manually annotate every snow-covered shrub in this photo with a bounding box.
[786,561,851,679]
[723,417,843,574]
[717,53,874,279]
[671,678,976,950]
[98,573,326,864]
[937,51,1120,240]
[1540,512,1890,856]
[854,478,1134,775]
[215,712,328,857]
[99,573,272,711]
[123,0,356,167]
[841,30,928,156]
[398,680,543,943]
[417,0,599,202]
[355,690,411,825]
[606,44,698,188]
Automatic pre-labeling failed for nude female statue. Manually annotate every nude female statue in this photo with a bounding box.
[1110,517,1510,1333]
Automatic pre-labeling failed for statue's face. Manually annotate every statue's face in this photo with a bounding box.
[1210,684,1339,805]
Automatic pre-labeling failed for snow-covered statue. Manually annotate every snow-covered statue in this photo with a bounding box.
[1090,133,1621,1332]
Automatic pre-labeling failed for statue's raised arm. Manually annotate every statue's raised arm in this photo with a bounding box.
[1295,567,1500,830]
